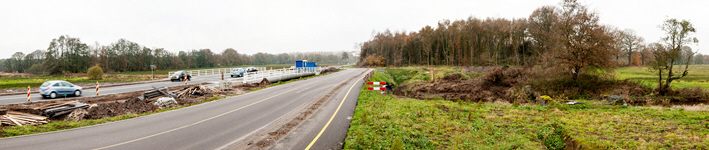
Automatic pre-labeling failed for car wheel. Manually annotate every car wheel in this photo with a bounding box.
[74,90,82,97]
[188,78,191,81]
[50,92,57,99]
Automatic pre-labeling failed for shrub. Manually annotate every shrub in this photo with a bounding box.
[358,54,386,67]
[26,64,45,75]
[87,65,104,80]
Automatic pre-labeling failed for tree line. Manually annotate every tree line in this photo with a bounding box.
[1,36,357,74]
[358,0,699,94]
[357,0,702,69]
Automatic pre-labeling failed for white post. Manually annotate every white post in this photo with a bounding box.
[198,70,200,76]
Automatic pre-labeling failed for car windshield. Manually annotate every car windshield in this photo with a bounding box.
[173,72,183,75]
[41,82,51,87]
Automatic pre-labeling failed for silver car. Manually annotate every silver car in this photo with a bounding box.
[231,68,245,77]
[39,80,83,99]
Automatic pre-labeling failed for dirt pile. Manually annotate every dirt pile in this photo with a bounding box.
[260,78,271,86]
[441,73,463,81]
[403,68,525,102]
[85,98,158,119]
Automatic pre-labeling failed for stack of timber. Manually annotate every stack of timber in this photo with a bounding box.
[0,111,49,126]
[35,101,90,118]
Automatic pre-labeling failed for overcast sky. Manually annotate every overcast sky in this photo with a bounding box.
[0,0,706,59]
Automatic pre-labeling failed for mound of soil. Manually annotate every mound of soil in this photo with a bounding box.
[441,73,463,81]
[260,78,271,86]
[404,68,524,102]
[85,98,158,119]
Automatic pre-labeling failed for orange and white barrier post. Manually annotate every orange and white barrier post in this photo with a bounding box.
[184,74,187,85]
[27,86,31,103]
[96,81,100,96]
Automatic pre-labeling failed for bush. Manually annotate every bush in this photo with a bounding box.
[26,64,45,75]
[88,65,104,80]
[358,54,386,67]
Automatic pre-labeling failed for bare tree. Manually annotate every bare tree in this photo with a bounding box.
[649,18,699,95]
[620,29,644,66]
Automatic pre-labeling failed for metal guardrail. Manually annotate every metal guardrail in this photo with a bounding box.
[242,67,322,84]
[168,67,266,78]
[168,66,329,84]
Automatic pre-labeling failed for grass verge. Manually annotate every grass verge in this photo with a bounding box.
[0,69,343,138]
[344,72,709,149]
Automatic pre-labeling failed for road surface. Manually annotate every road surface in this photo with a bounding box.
[270,68,365,150]
[0,74,242,105]
[0,68,367,150]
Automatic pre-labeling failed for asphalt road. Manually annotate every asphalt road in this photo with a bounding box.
[270,69,365,150]
[0,68,366,150]
[0,74,244,105]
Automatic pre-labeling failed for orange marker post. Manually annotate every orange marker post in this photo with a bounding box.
[184,74,187,85]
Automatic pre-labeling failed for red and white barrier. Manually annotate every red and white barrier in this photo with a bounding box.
[96,81,100,96]
[367,82,386,85]
[184,74,188,85]
[367,87,386,90]
[27,86,31,103]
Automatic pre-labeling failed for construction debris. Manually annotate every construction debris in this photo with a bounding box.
[154,97,178,107]
[0,111,49,126]
[140,87,170,101]
[172,85,221,98]
[42,102,90,118]
[218,81,233,91]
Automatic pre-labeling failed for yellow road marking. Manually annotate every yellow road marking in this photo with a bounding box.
[94,72,347,150]
[304,77,361,150]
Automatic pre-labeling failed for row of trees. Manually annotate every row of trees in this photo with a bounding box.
[358,0,701,68]
[1,37,358,74]
[358,0,699,93]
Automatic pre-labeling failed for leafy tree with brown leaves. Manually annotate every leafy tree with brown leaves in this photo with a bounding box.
[555,0,616,79]
[650,18,699,95]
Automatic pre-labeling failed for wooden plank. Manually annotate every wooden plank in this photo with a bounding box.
[4,115,22,126]
[8,111,48,119]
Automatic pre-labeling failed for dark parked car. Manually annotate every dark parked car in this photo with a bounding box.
[170,71,192,82]
[246,67,258,74]
[40,80,82,99]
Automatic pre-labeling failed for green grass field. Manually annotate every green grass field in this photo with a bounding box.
[345,72,709,149]
[614,65,709,89]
